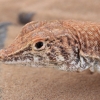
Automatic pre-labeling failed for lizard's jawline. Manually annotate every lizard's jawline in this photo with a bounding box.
[2,56,88,72]
[4,59,31,64]
[4,59,99,72]
[3,55,100,72]
[3,59,83,72]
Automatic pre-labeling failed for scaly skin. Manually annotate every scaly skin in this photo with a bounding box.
[0,20,100,72]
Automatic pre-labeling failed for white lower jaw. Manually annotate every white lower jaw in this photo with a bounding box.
[4,59,31,65]
[3,60,100,73]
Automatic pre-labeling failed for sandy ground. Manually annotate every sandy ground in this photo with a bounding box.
[1,0,100,100]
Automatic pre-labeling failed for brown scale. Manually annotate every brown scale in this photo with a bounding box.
[0,20,100,72]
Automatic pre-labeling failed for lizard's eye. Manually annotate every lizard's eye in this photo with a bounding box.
[33,41,45,50]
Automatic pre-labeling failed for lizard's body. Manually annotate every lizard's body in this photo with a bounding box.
[0,20,100,72]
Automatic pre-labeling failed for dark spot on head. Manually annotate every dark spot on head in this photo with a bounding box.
[75,35,79,40]
[14,57,18,61]
[59,46,63,49]
[47,52,56,61]
[47,53,50,56]
[84,44,87,48]
[47,43,51,47]
[45,38,49,41]
[51,48,56,52]
[66,36,71,46]
[74,40,78,44]
[60,39,63,42]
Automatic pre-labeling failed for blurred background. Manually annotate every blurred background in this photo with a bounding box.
[0,0,100,47]
[1,0,100,100]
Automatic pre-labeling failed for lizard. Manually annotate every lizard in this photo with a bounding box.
[0,20,100,72]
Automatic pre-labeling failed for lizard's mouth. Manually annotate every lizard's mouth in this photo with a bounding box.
[0,49,6,62]
[0,52,35,67]
[0,44,34,66]
[0,52,50,67]
[0,46,49,67]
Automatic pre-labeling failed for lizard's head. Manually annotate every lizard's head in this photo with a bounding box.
[0,21,66,68]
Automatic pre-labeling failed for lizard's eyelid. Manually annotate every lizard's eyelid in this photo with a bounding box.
[33,41,45,50]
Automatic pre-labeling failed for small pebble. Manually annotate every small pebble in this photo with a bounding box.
[18,12,35,25]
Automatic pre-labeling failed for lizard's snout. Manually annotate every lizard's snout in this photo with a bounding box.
[0,49,6,62]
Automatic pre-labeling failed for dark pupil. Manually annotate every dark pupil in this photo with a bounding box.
[35,42,43,49]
